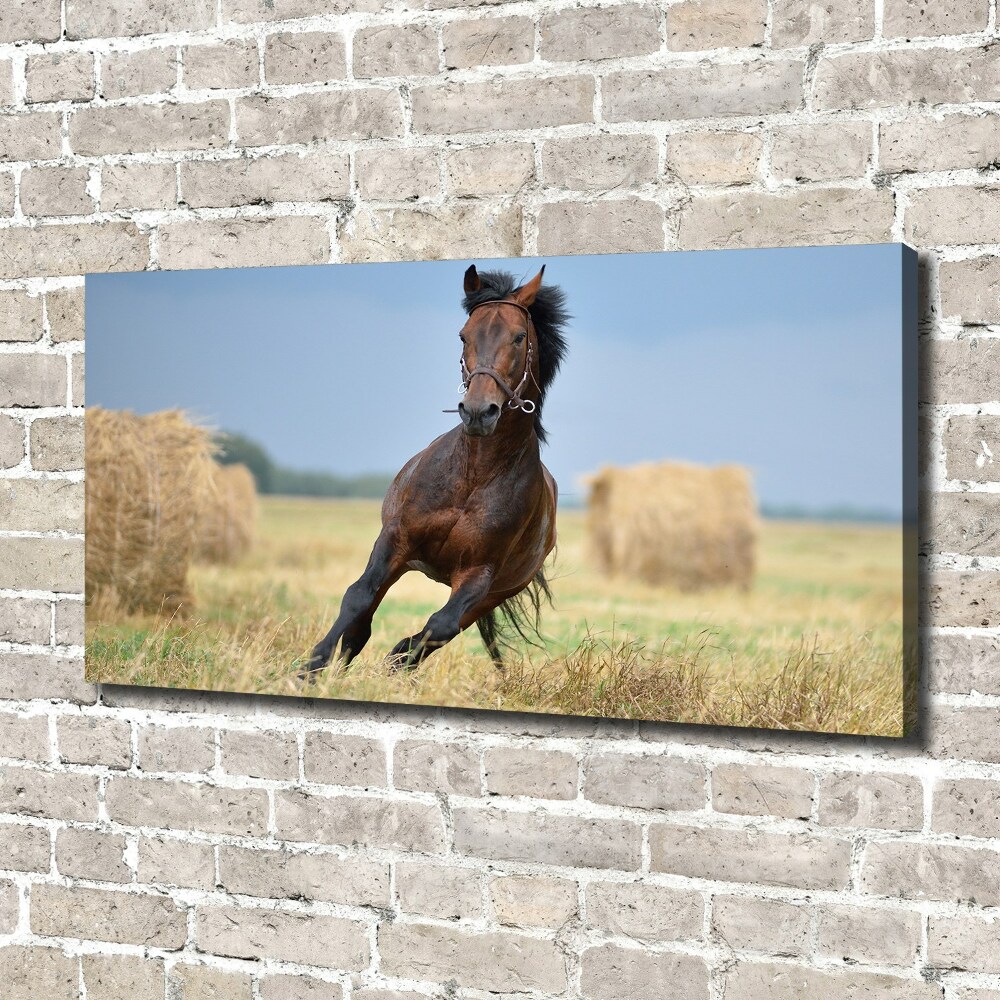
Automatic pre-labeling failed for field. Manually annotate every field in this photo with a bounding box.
[86,496,906,735]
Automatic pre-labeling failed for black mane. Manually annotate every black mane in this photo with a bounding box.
[461,268,569,444]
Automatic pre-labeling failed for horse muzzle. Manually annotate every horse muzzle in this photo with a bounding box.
[458,401,501,436]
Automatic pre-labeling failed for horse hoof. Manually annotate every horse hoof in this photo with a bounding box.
[386,653,417,674]
[296,654,326,683]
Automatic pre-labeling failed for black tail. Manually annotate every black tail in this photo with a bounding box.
[475,569,553,668]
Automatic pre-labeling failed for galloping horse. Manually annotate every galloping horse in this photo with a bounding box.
[303,264,569,675]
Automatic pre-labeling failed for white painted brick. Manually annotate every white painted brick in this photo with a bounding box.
[444,16,533,70]
[667,130,762,183]
[769,122,872,182]
[490,874,577,928]
[260,977,344,1000]
[412,76,594,134]
[712,895,810,956]
[353,24,439,79]
[772,0,874,45]
[0,290,44,342]
[814,47,1000,111]
[883,0,987,38]
[101,162,177,212]
[47,286,85,342]
[446,143,534,195]
[603,61,803,123]
[906,186,1000,247]
[724,962,940,999]
[236,90,404,146]
[881,114,1000,174]
[0,112,63,162]
[0,61,13,107]
[70,101,231,155]
[0,596,50,643]
[101,48,177,99]
[83,956,165,1000]
[678,188,894,250]
[220,844,390,905]
[380,923,565,993]
[581,945,709,1000]
[1,0,61,44]
[339,202,522,263]
[20,167,95,217]
[586,881,704,941]
[2,948,79,1000]
[541,6,661,62]
[396,861,483,919]
[668,0,767,50]
[182,152,350,208]
[67,0,216,39]
[26,52,96,104]
[537,199,664,255]
[170,965,253,999]
[264,31,347,86]
[138,836,217,890]
[158,216,330,271]
[541,134,658,190]
[356,147,440,201]
[184,40,259,90]
[225,0,378,21]
[32,884,187,947]
[196,905,369,969]
[815,903,922,966]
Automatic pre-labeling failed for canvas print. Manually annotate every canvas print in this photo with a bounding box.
[85,244,917,735]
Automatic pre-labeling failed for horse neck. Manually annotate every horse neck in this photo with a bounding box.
[460,407,540,473]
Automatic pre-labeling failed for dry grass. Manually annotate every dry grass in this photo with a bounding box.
[87,496,905,735]
[497,631,903,734]
[587,462,757,591]
[195,463,258,565]
[85,407,216,614]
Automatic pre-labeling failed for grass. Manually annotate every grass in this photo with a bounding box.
[86,496,906,735]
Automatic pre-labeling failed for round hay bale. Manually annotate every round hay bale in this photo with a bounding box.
[586,461,758,591]
[195,462,257,565]
[85,407,216,614]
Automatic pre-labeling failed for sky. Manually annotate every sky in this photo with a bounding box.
[87,244,909,516]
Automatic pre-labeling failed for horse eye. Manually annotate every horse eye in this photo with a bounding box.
[514,333,526,345]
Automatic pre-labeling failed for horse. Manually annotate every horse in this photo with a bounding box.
[302,263,569,676]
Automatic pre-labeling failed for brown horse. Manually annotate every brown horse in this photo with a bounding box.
[303,263,569,675]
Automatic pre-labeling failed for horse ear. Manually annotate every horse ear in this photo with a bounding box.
[514,265,545,307]
[464,265,480,294]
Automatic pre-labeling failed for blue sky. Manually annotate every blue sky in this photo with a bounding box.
[87,244,907,515]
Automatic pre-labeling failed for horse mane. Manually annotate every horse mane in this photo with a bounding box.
[461,268,569,444]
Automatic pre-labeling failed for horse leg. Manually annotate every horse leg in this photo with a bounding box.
[302,529,404,677]
[475,611,505,670]
[387,567,495,672]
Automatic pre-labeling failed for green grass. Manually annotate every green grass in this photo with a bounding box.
[87,496,905,734]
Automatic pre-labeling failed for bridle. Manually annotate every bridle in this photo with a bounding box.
[454,299,538,415]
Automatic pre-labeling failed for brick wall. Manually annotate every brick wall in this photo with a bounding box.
[0,0,997,996]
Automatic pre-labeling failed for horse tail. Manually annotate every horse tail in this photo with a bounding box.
[476,569,553,666]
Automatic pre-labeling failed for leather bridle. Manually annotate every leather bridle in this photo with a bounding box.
[456,299,538,415]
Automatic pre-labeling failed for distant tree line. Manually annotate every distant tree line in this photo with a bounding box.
[759,502,898,523]
[214,432,393,499]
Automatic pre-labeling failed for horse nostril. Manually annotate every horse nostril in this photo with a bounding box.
[484,403,500,421]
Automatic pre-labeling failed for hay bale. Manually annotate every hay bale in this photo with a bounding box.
[586,461,758,591]
[195,462,257,564]
[85,407,216,614]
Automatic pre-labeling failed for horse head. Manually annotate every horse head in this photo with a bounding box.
[457,265,545,437]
